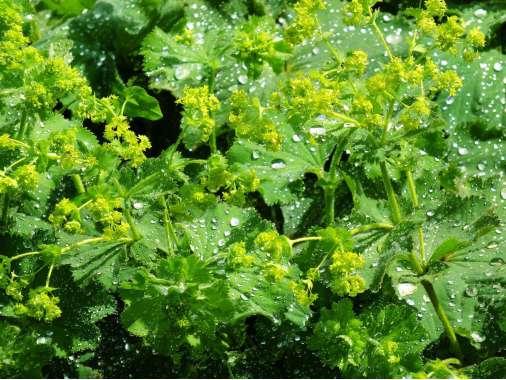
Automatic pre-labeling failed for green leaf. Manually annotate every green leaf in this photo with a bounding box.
[60,239,128,290]
[121,86,162,121]
[228,120,332,205]
[428,237,471,264]
[183,202,272,260]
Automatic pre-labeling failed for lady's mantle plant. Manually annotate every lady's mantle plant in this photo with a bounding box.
[0,0,505,377]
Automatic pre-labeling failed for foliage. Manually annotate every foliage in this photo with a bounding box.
[0,0,505,377]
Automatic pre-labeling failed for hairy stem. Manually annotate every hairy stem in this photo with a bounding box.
[350,222,394,235]
[422,280,463,360]
[124,207,142,241]
[160,196,178,255]
[406,170,426,265]
[380,162,402,224]
[0,194,10,226]
[289,236,322,246]
[323,186,336,225]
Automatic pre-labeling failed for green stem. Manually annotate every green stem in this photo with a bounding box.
[323,186,336,225]
[209,132,217,154]
[422,280,463,360]
[124,207,142,241]
[289,236,322,246]
[45,259,55,288]
[406,170,419,208]
[16,111,27,139]
[160,196,177,255]
[369,9,394,60]
[350,222,394,235]
[406,170,426,265]
[10,250,40,261]
[326,111,362,127]
[409,251,424,275]
[380,162,402,224]
[71,174,86,194]
[0,194,10,226]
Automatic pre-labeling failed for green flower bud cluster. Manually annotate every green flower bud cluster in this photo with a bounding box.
[289,278,318,306]
[88,196,129,239]
[273,72,340,123]
[285,0,327,44]
[234,17,286,78]
[48,198,82,234]
[0,0,93,117]
[254,230,292,262]
[0,171,18,194]
[14,287,61,322]
[104,115,151,168]
[201,154,234,193]
[414,0,485,60]
[229,90,282,151]
[176,85,221,150]
[12,164,38,191]
[48,129,95,170]
[329,250,366,296]
[227,242,255,267]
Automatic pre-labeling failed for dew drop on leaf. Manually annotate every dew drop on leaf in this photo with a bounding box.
[489,257,504,266]
[230,217,240,227]
[397,283,417,297]
[458,147,469,155]
[471,332,486,343]
[174,65,191,80]
[271,159,287,169]
[474,8,487,17]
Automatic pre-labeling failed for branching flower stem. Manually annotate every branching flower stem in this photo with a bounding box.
[366,3,462,359]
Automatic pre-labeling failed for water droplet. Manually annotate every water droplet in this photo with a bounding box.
[174,65,191,80]
[385,34,402,45]
[406,299,415,306]
[230,217,240,227]
[501,188,506,200]
[251,150,261,160]
[493,62,503,72]
[292,134,302,142]
[446,96,455,105]
[132,202,144,210]
[271,159,286,169]
[426,210,434,217]
[218,239,225,247]
[240,293,248,301]
[465,287,478,297]
[489,257,504,266]
[238,74,248,84]
[458,147,469,156]
[471,332,485,343]
[473,9,487,18]
[397,283,417,297]
[309,127,326,136]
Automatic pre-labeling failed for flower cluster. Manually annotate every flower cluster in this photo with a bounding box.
[329,250,366,296]
[104,115,151,168]
[14,288,61,322]
[48,198,82,233]
[177,85,221,149]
